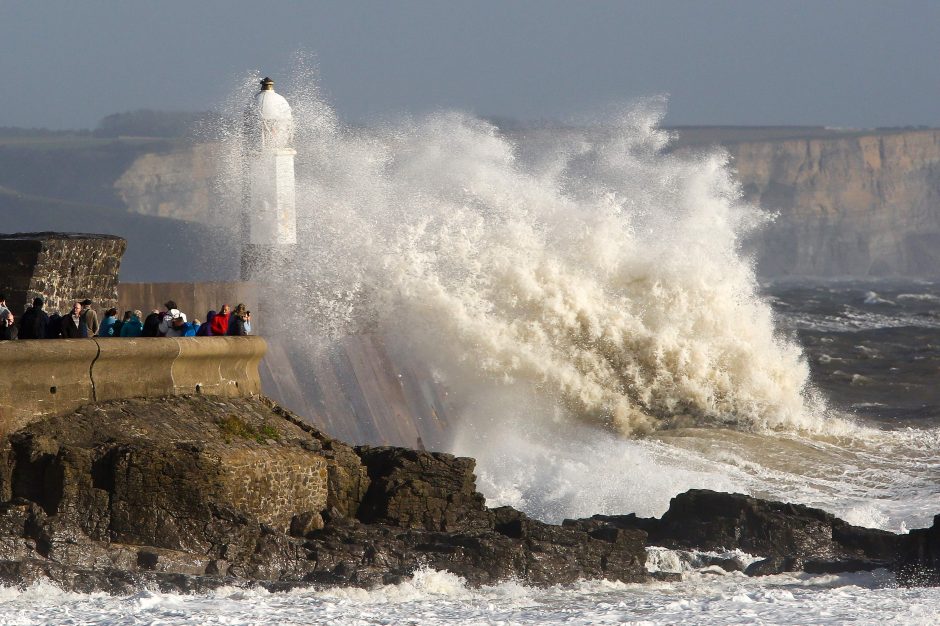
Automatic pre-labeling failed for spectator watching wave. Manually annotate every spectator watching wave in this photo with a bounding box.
[18,297,49,340]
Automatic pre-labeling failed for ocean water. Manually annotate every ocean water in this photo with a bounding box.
[2,565,939,625]
[454,281,940,533]
[6,72,939,622]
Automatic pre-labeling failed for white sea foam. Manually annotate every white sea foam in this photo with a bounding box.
[187,74,940,626]
[863,291,895,305]
[2,568,938,625]
[215,71,825,438]
[897,292,940,302]
[455,401,940,530]
[645,547,762,573]
[207,70,940,539]
[780,307,940,332]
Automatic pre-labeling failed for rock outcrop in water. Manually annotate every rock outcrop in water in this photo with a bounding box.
[0,395,648,592]
[896,515,940,586]
[574,490,900,576]
[0,395,937,592]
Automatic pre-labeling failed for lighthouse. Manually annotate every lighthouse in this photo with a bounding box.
[242,76,297,279]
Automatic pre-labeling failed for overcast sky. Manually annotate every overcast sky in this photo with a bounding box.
[2,0,938,129]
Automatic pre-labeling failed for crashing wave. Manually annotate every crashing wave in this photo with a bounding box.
[214,70,822,436]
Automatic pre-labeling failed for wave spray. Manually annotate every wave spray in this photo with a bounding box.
[211,70,940,525]
[216,71,817,435]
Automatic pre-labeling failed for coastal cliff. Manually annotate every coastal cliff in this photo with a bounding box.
[720,129,940,276]
[111,127,940,278]
[114,144,218,223]
[4,127,938,279]
[0,394,936,592]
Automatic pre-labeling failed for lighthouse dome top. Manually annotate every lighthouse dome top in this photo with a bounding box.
[253,77,292,121]
[247,77,293,150]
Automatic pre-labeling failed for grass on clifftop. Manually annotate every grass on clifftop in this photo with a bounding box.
[216,414,281,445]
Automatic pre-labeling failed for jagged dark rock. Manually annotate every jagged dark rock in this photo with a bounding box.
[896,514,940,586]
[646,490,897,563]
[354,446,491,532]
[703,556,745,573]
[601,491,874,556]
[576,490,902,578]
[0,397,936,592]
[0,395,649,592]
[744,556,804,577]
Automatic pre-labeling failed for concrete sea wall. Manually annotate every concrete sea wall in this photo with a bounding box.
[0,336,265,434]
[2,278,449,448]
[117,282,452,449]
[261,334,452,449]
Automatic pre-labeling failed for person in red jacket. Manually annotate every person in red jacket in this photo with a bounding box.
[210,304,230,336]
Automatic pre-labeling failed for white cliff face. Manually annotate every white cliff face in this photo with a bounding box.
[727,129,940,276]
[115,143,220,223]
[113,128,940,278]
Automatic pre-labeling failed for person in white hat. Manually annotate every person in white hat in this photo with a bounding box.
[158,308,188,337]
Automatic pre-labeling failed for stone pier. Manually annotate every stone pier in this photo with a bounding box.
[0,232,126,315]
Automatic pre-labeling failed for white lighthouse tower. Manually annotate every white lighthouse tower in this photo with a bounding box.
[242,76,296,279]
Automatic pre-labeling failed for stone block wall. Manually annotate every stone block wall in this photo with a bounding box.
[0,233,126,316]
[216,447,328,530]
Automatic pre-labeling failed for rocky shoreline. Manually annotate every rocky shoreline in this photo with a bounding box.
[0,395,936,593]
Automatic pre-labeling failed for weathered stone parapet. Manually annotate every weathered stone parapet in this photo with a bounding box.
[0,233,126,316]
[0,336,266,434]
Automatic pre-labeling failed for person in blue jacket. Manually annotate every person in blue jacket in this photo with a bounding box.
[119,310,144,337]
[98,308,120,337]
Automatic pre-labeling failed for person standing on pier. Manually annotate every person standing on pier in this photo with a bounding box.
[18,298,49,340]
[80,299,99,337]
[62,302,87,338]
[227,304,250,336]
[0,294,13,341]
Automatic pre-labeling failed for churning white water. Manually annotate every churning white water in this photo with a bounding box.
[211,72,940,534]
[3,567,939,625]
[207,70,940,528]
[217,71,818,436]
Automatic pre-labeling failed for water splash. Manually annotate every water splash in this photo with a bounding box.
[214,72,822,437]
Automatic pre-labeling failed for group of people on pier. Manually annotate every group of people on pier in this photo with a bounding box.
[0,295,252,341]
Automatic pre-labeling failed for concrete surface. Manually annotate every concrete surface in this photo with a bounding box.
[0,336,266,434]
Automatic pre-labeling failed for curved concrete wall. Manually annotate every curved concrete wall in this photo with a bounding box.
[0,336,266,434]
[0,340,100,433]
[119,282,454,449]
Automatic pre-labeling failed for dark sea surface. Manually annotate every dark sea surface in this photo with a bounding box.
[769,280,940,427]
